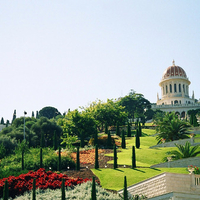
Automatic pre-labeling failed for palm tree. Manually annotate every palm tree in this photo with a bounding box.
[163,141,200,161]
[155,112,190,144]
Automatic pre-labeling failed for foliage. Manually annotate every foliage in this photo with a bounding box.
[127,122,131,137]
[107,131,112,148]
[91,177,96,200]
[61,178,66,200]
[82,99,128,131]
[135,129,140,149]
[12,109,16,124]
[53,131,58,150]
[58,147,61,171]
[94,126,98,146]
[113,144,118,169]
[119,90,151,120]
[0,118,4,125]
[94,145,99,169]
[189,165,200,174]
[76,147,80,171]
[123,176,128,200]
[3,179,8,200]
[121,130,126,149]
[132,146,136,169]
[32,178,36,200]
[14,181,122,200]
[116,122,120,136]
[57,110,96,144]
[155,112,190,144]
[39,106,61,119]
[61,133,77,149]
[0,168,90,199]
[138,122,142,137]
[163,142,200,161]
[0,143,6,159]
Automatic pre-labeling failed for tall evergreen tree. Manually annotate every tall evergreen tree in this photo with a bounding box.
[91,176,97,200]
[76,147,80,171]
[135,129,140,149]
[3,179,9,200]
[32,178,36,200]
[105,122,108,134]
[138,122,142,137]
[61,178,66,200]
[53,131,58,150]
[121,130,126,149]
[1,117,4,124]
[132,146,136,168]
[107,130,112,148]
[94,126,98,146]
[123,176,128,200]
[113,144,118,169]
[40,148,43,168]
[40,132,45,148]
[12,109,16,123]
[116,122,120,136]
[80,131,85,148]
[6,120,9,127]
[32,111,34,118]
[36,111,39,119]
[95,144,99,169]
[190,114,194,125]
[58,146,61,171]
[127,122,131,137]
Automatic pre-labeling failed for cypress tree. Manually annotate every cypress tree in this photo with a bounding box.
[61,178,66,200]
[80,131,85,148]
[32,178,36,200]
[36,111,39,119]
[138,122,142,137]
[53,131,57,150]
[121,130,126,149]
[95,144,99,169]
[132,146,136,169]
[94,126,98,146]
[76,147,80,171]
[107,130,112,148]
[6,120,9,127]
[22,150,24,170]
[58,146,61,171]
[32,111,34,118]
[113,144,118,169]
[91,176,97,200]
[40,132,45,148]
[105,122,108,134]
[12,109,16,123]
[3,179,9,200]
[136,129,140,149]
[123,176,128,200]
[190,114,194,125]
[116,122,120,136]
[127,122,131,137]
[40,148,43,168]
[1,117,4,124]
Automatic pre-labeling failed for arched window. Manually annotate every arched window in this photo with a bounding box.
[183,84,185,93]
[170,84,172,93]
[163,87,165,95]
[179,84,181,92]
[174,84,177,92]
[174,100,178,104]
[166,85,168,94]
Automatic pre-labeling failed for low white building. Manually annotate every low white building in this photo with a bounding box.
[152,60,200,118]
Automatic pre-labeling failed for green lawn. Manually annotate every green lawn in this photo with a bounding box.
[92,168,188,191]
[92,133,193,191]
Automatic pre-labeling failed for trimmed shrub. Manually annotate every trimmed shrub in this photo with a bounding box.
[113,144,117,169]
[94,145,99,169]
[76,147,80,171]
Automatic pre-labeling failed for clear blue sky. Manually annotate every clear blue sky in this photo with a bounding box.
[0,0,200,121]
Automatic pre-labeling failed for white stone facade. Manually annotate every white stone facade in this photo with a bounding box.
[152,61,200,118]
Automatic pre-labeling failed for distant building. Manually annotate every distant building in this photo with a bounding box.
[152,60,200,118]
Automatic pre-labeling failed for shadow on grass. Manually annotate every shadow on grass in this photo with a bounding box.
[132,168,146,173]
[150,168,161,171]
[114,168,124,172]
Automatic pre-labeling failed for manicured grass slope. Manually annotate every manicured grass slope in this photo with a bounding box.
[92,130,192,191]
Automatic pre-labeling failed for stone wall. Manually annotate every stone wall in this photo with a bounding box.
[150,156,200,168]
[118,173,200,199]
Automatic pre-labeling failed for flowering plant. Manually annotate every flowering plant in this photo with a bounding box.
[190,133,195,138]
[161,138,166,143]
[188,165,200,174]
[0,168,90,199]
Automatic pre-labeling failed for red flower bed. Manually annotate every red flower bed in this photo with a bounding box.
[0,168,90,199]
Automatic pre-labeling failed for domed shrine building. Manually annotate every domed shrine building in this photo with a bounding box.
[152,61,200,118]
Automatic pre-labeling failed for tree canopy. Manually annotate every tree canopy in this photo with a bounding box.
[39,106,61,119]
